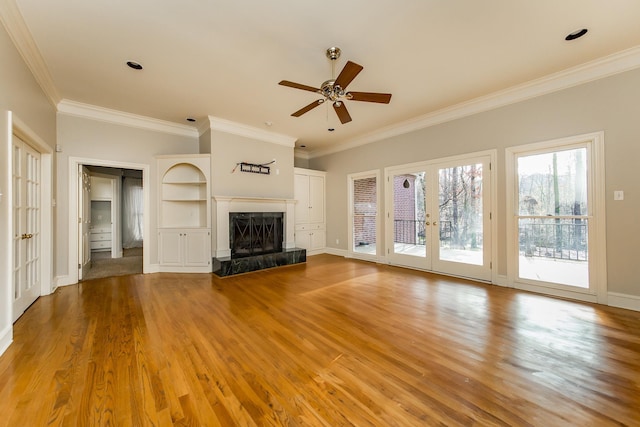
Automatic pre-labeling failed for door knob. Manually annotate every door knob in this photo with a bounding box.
[425,222,430,226]
[433,222,437,226]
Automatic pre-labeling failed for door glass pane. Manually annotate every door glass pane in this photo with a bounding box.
[517,147,589,288]
[393,172,426,257]
[353,176,377,255]
[438,163,483,265]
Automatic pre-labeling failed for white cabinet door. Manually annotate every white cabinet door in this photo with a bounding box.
[294,168,326,254]
[295,226,325,252]
[308,175,325,224]
[159,229,210,269]
[294,174,309,224]
[310,229,326,251]
[295,231,308,250]
[184,230,211,267]
[159,229,183,266]
[90,176,113,200]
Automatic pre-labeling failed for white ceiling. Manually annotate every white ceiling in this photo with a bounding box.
[8,0,640,155]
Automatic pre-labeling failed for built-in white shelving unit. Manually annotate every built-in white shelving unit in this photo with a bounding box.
[157,155,211,272]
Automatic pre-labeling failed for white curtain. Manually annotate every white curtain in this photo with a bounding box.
[122,177,143,248]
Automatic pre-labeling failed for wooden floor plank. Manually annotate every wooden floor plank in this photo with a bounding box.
[1,255,639,426]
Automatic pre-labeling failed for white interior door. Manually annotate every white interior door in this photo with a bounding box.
[78,166,91,280]
[12,135,41,321]
[386,154,492,282]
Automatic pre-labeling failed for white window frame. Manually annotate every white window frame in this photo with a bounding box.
[348,169,381,262]
[506,131,607,303]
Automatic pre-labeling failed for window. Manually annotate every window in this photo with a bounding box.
[506,132,606,302]
[349,171,380,259]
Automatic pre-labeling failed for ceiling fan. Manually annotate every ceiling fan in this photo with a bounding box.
[279,47,392,124]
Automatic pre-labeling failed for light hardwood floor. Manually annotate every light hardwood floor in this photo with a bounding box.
[1,254,639,426]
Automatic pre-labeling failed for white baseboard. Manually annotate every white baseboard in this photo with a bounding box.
[607,292,640,312]
[0,326,12,356]
[157,265,211,273]
[54,275,76,287]
[147,263,161,274]
[322,247,348,257]
[495,274,509,287]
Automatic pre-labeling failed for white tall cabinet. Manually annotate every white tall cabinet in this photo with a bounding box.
[90,174,121,258]
[294,167,326,255]
[157,154,211,272]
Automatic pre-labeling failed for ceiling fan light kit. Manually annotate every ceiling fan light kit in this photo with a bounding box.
[279,47,392,125]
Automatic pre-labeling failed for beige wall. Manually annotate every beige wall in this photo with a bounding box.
[0,23,56,352]
[310,67,640,297]
[55,114,199,277]
[208,130,294,199]
[294,155,310,169]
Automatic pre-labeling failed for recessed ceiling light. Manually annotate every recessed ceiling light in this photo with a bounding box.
[565,28,588,41]
[186,117,196,122]
[126,61,143,70]
[299,144,306,148]
[265,121,273,127]
[328,128,335,132]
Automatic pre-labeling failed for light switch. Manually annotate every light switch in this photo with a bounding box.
[614,190,624,201]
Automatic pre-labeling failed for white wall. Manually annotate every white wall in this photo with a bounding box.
[310,67,640,299]
[55,114,199,280]
[0,23,56,354]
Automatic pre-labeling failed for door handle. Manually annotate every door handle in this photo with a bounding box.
[432,222,437,226]
[21,233,33,239]
[425,222,430,226]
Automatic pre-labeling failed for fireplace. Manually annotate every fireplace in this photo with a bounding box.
[212,196,305,277]
[230,212,283,258]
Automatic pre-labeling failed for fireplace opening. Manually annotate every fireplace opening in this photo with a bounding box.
[230,212,284,258]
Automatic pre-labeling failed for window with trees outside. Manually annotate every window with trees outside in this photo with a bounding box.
[508,133,606,302]
[517,147,588,288]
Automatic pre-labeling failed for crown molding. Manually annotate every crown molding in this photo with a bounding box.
[0,0,60,106]
[309,45,640,159]
[57,99,199,137]
[206,116,297,147]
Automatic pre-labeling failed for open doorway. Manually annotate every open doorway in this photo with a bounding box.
[80,165,144,281]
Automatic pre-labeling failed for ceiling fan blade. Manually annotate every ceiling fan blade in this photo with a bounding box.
[334,61,363,90]
[333,102,352,124]
[279,80,320,93]
[347,91,392,104]
[291,99,325,117]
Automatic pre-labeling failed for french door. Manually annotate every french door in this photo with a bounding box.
[386,154,492,282]
[12,135,41,321]
[78,165,92,280]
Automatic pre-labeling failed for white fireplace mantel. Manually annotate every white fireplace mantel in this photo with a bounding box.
[213,196,297,258]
